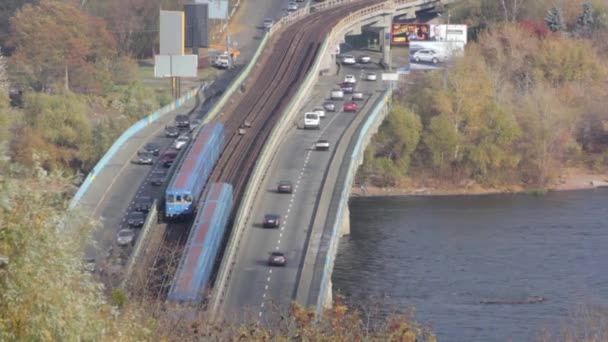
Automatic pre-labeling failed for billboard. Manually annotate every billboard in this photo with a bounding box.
[160,11,185,55]
[154,55,199,77]
[203,0,228,19]
[429,24,468,44]
[391,23,430,45]
[409,41,465,70]
[184,3,209,48]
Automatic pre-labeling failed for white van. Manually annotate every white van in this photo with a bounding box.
[303,112,320,129]
[330,89,344,100]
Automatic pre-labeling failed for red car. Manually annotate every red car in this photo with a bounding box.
[344,101,358,112]
[160,149,178,168]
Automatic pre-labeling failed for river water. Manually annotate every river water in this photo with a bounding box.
[333,189,608,342]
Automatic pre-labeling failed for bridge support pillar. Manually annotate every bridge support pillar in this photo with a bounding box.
[322,279,334,310]
[380,14,393,69]
[340,204,350,237]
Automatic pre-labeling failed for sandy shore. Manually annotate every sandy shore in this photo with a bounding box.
[351,168,608,197]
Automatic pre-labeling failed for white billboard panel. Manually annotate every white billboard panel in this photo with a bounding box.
[409,41,465,71]
[160,11,185,55]
[204,0,228,19]
[429,24,468,44]
[382,73,400,81]
[154,55,198,77]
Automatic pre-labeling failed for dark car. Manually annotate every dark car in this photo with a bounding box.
[134,196,154,212]
[140,142,160,156]
[150,169,167,186]
[263,214,281,228]
[315,139,330,151]
[127,211,146,228]
[165,125,179,138]
[268,251,286,266]
[340,82,354,93]
[174,114,190,128]
[277,180,293,193]
[132,152,154,165]
[161,149,178,168]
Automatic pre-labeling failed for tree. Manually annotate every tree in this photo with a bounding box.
[7,0,117,94]
[576,0,595,37]
[545,6,566,32]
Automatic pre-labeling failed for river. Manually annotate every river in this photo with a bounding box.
[333,189,608,341]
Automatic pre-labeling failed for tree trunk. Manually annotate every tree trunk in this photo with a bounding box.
[64,65,69,91]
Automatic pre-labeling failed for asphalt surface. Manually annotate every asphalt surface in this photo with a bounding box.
[81,0,287,268]
[220,54,386,322]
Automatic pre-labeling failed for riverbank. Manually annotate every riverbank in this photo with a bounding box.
[351,168,608,197]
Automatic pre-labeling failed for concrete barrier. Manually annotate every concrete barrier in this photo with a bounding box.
[314,84,395,316]
[69,83,206,210]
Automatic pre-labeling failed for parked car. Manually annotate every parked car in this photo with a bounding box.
[352,92,364,101]
[268,251,287,266]
[189,119,202,132]
[150,169,167,186]
[315,139,330,151]
[212,53,231,69]
[287,1,298,11]
[132,152,154,165]
[161,149,178,168]
[127,211,146,228]
[412,49,444,64]
[174,114,190,128]
[116,229,136,247]
[323,102,336,112]
[312,107,326,118]
[344,75,356,83]
[134,196,154,212]
[165,125,179,138]
[330,89,344,100]
[263,17,274,29]
[359,55,371,64]
[140,142,160,156]
[263,214,281,228]
[365,72,377,81]
[277,180,293,193]
[173,135,190,150]
[341,55,356,65]
[344,101,358,112]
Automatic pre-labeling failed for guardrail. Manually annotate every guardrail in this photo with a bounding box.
[68,83,206,210]
[314,84,395,316]
[120,199,159,289]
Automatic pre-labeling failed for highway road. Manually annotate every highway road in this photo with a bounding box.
[82,0,288,272]
[220,54,386,322]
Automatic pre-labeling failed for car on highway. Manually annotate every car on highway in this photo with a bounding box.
[341,55,356,65]
[132,152,154,165]
[365,72,377,81]
[412,49,444,64]
[277,180,293,193]
[127,211,146,228]
[268,251,287,266]
[359,55,371,64]
[150,169,167,186]
[212,53,231,69]
[263,214,281,228]
[312,106,326,118]
[344,75,356,84]
[263,18,274,29]
[287,1,297,11]
[134,196,154,212]
[173,135,190,150]
[344,101,358,112]
[160,149,178,168]
[340,82,354,94]
[323,102,336,112]
[140,142,160,156]
[116,228,136,247]
[330,89,344,100]
[352,92,364,101]
[174,114,190,128]
[315,139,330,151]
[304,112,320,129]
[189,118,202,132]
[165,125,179,138]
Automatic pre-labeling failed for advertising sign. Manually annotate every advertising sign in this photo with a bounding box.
[429,24,468,44]
[391,23,430,45]
[409,41,465,70]
[204,0,228,19]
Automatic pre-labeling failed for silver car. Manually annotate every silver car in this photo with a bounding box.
[323,102,336,112]
[352,92,364,101]
[263,18,274,29]
[116,229,136,247]
[412,49,444,64]
[287,2,297,11]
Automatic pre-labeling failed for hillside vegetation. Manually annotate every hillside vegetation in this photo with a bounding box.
[362,0,608,189]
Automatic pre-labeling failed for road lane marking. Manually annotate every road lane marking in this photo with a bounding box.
[261,302,265,308]
[259,312,262,317]
[265,285,268,290]
[269,269,272,274]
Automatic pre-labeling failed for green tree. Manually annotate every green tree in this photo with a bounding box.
[423,114,459,173]
[382,104,423,175]
[545,6,566,32]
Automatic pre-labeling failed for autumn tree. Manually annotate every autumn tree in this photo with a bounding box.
[545,6,566,32]
[7,0,117,94]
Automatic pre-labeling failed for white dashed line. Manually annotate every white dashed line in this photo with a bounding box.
[269,269,272,274]
[261,302,265,308]
[265,285,269,290]
[259,312,263,317]
[267,276,270,282]
[263,293,266,298]
[279,233,283,237]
